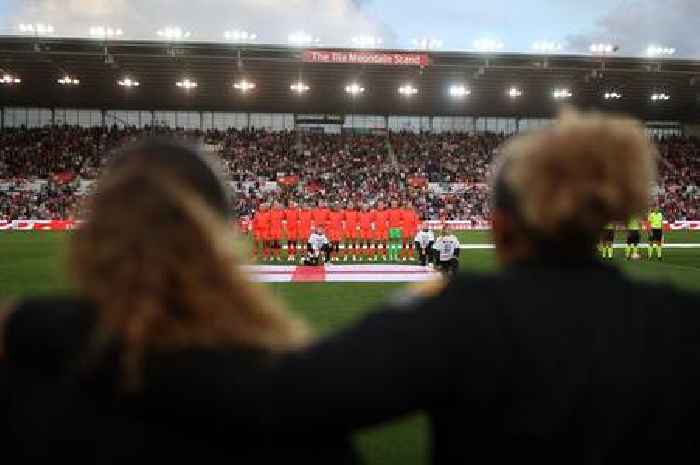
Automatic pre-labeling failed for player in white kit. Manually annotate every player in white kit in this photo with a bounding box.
[304,227,331,266]
[414,226,435,267]
[433,227,461,278]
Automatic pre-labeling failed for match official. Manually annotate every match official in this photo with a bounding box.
[648,207,664,260]
[625,216,642,259]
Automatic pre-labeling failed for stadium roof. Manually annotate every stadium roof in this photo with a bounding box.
[0,37,699,122]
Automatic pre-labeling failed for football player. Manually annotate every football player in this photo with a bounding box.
[414,225,435,267]
[433,226,461,278]
[305,226,331,266]
[343,202,360,261]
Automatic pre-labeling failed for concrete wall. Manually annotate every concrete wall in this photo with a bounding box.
[683,124,700,138]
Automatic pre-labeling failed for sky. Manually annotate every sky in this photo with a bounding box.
[1,0,698,57]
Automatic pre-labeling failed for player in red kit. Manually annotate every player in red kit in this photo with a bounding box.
[343,202,360,261]
[312,201,330,230]
[327,203,344,261]
[284,201,300,261]
[373,202,389,261]
[269,202,285,261]
[401,201,419,261]
[358,204,374,261]
[252,203,271,261]
[298,204,313,263]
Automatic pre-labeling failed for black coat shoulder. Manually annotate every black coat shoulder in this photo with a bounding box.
[4,296,359,464]
[4,296,96,374]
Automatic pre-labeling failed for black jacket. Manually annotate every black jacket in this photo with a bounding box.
[3,297,357,464]
[161,258,700,464]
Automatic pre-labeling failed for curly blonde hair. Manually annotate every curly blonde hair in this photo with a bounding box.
[495,110,657,242]
[70,144,310,389]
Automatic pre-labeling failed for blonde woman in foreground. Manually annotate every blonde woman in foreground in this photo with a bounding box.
[191,111,699,465]
[0,140,358,464]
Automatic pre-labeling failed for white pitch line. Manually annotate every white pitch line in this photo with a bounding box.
[271,243,700,251]
[459,243,700,249]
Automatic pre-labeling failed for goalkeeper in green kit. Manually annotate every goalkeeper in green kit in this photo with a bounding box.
[387,201,404,262]
[647,207,664,260]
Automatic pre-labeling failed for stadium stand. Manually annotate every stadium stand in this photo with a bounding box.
[1,127,698,222]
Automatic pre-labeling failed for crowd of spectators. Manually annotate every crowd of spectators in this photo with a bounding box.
[0,126,698,222]
[655,136,699,221]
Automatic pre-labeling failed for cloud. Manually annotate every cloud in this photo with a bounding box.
[7,0,396,46]
[566,0,700,57]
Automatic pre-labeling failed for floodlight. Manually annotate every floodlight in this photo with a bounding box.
[290,81,310,93]
[233,80,256,92]
[176,79,198,89]
[352,36,383,48]
[603,91,622,100]
[650,92,670,101]
[57,76,80,85]
[590,43,616,54]
[345,83,365,95]
[118,78,140,87]
[158,27,192,40]
[18,23,54,35]
[398,85,418,96]
[224,30,257,42]
[507,87,523,98]
[0,74,21,85]
[646,45,676,57]
[449,85,471,97]
[553,88,572,99]
[532,41,563,53]
[473,39,504,52]
[288,31,320,46]
[412,37,443,50]
[90,26,124,38]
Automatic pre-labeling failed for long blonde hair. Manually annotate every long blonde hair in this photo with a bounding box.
[70,141,310,388]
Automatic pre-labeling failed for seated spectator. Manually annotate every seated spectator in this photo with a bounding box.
[0,139,356,464]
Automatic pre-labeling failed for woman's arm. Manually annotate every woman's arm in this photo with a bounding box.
[146,276,509,436]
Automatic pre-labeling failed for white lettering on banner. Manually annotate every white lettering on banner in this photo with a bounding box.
[428,182,483,195]
[261,181,280,193]
[0,180,48,192]
[303,50,429,67]
[202,144,223,153]
[427,182,443,194]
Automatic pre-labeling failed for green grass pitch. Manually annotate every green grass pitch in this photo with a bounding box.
[1,230,699,464]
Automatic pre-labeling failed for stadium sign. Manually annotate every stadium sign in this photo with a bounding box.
[295,114,345,125]
[303,50,429,67]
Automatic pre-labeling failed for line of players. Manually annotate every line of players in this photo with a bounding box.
[303,223,462,278]
[599,208,665,260]
[250,200,421,262]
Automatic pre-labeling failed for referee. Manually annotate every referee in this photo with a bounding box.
[600,222,615,260]
[625,216,642,259]
[648,207,664,260]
